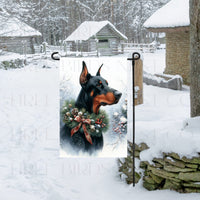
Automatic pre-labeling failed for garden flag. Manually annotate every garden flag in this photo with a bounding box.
[59,57,131,157]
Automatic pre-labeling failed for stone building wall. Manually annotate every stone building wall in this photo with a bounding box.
[164,31,190,85]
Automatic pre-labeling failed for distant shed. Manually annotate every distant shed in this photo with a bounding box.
[144,0,190,84]
[65,21,128,56]
[0,11,42,54]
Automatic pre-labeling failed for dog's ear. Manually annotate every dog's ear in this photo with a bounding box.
[96,64,103,76]
[80,61,91,85]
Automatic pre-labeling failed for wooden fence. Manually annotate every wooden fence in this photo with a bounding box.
[121,43,157,53]
[34,44,62,54]
[34,42,158,56]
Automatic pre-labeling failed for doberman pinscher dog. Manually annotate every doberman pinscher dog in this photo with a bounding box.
[60,61,122,153]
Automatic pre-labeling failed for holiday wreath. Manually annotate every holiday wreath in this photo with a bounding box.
[61,100,109,144]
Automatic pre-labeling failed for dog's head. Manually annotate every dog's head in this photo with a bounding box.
[79,61,122,114]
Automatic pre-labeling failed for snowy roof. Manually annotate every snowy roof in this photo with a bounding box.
[0,12,42,37]
[144,0,189,30]
[65,21,127,41]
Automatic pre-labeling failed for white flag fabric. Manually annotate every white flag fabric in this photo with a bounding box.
[60,57,131,157]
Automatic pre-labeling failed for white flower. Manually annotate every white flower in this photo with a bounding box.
[120,116,127,124]
[90,125,95,130]
[113,112,119,117]
[78,111,83,116]
[122,104,127,111]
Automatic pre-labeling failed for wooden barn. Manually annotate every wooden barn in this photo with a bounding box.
[65,21,127,56]
[144,0,190,84]
[0,11,42,54]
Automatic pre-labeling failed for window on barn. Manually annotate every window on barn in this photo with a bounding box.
[98,39,108,43]
[98,39,109,48]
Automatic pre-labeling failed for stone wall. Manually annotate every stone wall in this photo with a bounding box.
[143,71,183,90]
[118,142,200,193]
[142,152,200,193]
[164,31,190,85]
[118,142,146,184]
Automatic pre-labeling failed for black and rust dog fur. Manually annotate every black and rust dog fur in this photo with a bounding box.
[60,61,122,153]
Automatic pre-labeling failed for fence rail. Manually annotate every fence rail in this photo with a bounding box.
[121,43,157,53]
[65,50,98,57]
[32,42,162,56]
[34,44,62,54]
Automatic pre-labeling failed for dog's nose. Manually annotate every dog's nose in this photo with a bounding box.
[114,90,122,100]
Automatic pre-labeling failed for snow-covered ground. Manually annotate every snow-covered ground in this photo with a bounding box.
[136,85,200,161]
[143,49,166,74]
[0,51,200,200]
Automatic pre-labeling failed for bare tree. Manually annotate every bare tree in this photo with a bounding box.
[1,0,170,44]
[190,0,200,117]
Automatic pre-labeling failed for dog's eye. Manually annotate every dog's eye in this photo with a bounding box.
[97,81,102,87]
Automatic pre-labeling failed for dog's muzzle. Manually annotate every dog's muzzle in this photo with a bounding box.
[113,90,122,103]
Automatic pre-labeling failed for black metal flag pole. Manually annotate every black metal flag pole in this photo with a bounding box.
[51,52,60,60]
[127,52,140,187]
